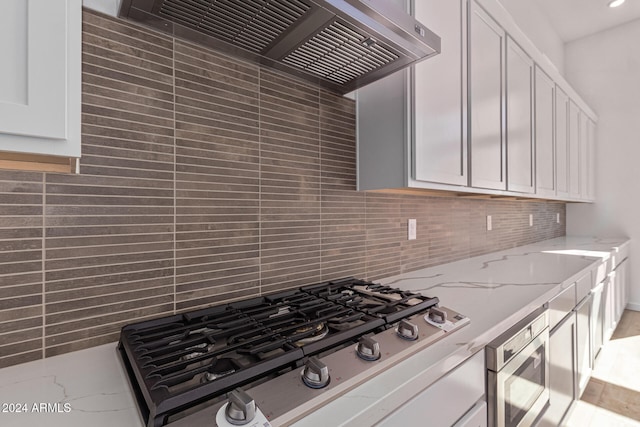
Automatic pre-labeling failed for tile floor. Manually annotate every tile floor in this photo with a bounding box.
[564,309,640,426]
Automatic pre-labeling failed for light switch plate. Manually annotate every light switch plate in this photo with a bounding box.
[408,219,417,240]
[487,215,492,231]
[529,214,533,227]
[557,213,560,224]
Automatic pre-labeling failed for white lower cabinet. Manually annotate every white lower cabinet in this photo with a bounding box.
[538,312,576,427]
[614,258,629,323]
[573,270,593,398]
[575,293,592,398]
[454,400,487,427]
[601,256,629,348]
[376,351,485,427]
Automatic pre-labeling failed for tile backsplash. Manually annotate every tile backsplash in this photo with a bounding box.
[0,9,566,368]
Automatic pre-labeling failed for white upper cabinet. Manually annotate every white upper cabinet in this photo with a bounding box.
[579,111,589,199]
[587,118,596,201]
[357,0,596,202]
[535,67,556,198]
[555,87,570,199]
[0,0,81,158]
[469,1,506,190]
[568,101,581,199]
[505,36,534,194]
[413,0,467,186]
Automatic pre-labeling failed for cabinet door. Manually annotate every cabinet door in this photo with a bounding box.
[0,0,81,158]
[535,67,555,198]
[413,0,467,186]
[568,101,581,198]
[538,313,576,427]
[587,118,596,201]
[575,295,591,397]
[616,258,629,322]
[555,87,570,198]
[579,112,589,199]
[469,2,506,190]
[591,280,604,363]
[603,272,616,343]
[505,37,534,193]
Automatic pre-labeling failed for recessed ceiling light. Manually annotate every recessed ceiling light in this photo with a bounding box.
[609,0,625,7]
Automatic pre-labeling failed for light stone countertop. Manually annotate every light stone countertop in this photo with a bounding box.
[0,236,630,427]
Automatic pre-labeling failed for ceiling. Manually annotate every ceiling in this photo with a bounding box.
[533,0,640,42]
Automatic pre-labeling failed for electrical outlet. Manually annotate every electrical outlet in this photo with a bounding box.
[408,219,417,240]
[529,214,533,227]
[557,213,560,224]
[487,215,492,231]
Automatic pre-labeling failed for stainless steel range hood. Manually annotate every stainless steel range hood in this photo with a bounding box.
[118,0,440,93]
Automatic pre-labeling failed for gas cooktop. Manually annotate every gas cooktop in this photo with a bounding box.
[118,277,469,427]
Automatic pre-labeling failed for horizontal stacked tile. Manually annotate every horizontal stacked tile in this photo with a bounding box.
[42,11,175,357]
[319,90,366,281]
[0,9,566,367]
[260,70,322,293]
[174,40,261,311]
[0,171,43,368]
[365,193,403,281]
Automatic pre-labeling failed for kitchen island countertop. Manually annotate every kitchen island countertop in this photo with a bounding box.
[0,236,630,427]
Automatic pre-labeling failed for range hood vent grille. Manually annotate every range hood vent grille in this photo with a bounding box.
[282,20,398,84]
[119,0,440,93]
[158,0,311,53]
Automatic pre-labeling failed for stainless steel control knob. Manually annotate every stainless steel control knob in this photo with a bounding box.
[397,319,419,341]
[428,307,447,324]
[225,388,256,425]
[356,336,381,361]
[301,356,330,388]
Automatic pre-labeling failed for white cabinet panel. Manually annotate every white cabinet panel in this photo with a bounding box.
[568,101,581,199]
[575,294,591,397]
[413,0,467,186]
[469,2,506,190]
[555,87,569,198]
[579,112,589,199]
[535,67,555,198]
[587,118,596,201]
[548,282,576,331]
[538,312,576,427]
[603,272,616,343]
[454,400,487,427]
[615,258,629,322]
[0,0,81,158]
[506,36,534,193]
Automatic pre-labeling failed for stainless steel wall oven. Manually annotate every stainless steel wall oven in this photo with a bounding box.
[486,305,549,427]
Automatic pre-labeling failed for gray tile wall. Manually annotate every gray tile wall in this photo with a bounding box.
[0,9,566,368]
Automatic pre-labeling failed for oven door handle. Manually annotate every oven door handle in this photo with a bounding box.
[497,327,549,378]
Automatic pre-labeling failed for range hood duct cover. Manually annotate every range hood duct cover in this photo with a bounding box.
[119,0,440,93]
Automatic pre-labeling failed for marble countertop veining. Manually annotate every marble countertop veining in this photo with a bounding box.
[0,341,141,427]
[0,236,630,427]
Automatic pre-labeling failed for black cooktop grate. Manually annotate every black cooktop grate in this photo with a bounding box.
[118,277,439,427]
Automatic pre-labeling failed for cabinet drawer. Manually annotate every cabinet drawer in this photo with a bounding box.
[376,351,485,427]
[612,244,629,270]
[549,282,576,331]
[454,400,487,427]
[594,260,611,286]
[576,271,592,303]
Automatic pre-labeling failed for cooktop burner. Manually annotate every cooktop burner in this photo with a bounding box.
[118,277,450,427]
